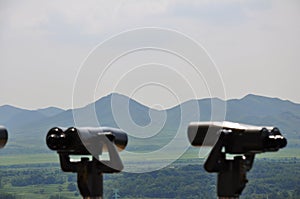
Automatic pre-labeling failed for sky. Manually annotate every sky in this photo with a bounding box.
[0,0,299,109]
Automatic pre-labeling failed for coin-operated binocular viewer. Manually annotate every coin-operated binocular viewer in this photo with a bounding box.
[46,127,128,199]
[0,126,8,149]
[188,121,287,199]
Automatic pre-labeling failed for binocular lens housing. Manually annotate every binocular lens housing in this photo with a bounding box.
[0,126,8,149]
[188,122,287,154]
[222,128,287,154]
[46,127,128,155]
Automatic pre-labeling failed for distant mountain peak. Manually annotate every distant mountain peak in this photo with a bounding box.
[36,107,65,117]
[94,92,153,110]
[242,94,270,100]
[241,94,288,102]
[0,104,24,110]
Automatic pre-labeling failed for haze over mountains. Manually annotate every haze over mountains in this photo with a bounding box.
[0,93,299,154]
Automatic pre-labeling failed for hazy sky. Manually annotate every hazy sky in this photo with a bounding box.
[0,0,299,109]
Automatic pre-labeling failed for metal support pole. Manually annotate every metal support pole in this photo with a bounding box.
[204,131,255,198]
[58,142,123,199]
[77,158,103,198]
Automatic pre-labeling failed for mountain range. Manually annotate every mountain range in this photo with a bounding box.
[0,93,299,155]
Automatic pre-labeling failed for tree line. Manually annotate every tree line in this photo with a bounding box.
[0,158,299,198]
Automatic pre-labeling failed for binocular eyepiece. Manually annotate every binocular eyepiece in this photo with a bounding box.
[188,121,287,154]
[0,126,8,149]
[46,127,128,155]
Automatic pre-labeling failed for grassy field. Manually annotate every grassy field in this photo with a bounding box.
[0,153,59,166]
[256,147,300,159]
[0,146,299,167]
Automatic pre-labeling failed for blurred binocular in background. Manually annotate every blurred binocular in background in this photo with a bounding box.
[0,126,8,149]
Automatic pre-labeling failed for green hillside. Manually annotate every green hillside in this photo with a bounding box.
[0,93,299,159]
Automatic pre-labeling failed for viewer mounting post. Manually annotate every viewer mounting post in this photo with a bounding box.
[46,127,128,199]
[188,121,287,198]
